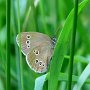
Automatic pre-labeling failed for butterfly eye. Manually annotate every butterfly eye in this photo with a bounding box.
[35,59,39,63]
[26,35,31,39]
[26,40,30,44]
[27,45,30,48]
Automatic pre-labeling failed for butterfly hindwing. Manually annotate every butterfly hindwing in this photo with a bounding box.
[26,41,53,73]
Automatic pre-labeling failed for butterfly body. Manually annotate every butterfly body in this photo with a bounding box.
[16,32,54,73]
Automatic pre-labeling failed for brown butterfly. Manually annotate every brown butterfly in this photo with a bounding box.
[16,32,55,73]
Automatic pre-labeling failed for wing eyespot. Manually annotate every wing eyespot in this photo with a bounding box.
[42,63,45,67]
[26,35,31,39]
[35,50,39,55]
[26,40,30,44]
[39,61,42,66]
[33,50,36,53]
[35,59,39,63]
[33,50,39,55]
[27,45,30,48]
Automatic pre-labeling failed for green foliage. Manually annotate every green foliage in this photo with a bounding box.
[49,0,89,90]
[0,0,90,90]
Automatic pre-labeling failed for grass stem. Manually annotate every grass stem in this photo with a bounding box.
[6,0,11,90]
[67,0,78,90]
[17,0,24,90]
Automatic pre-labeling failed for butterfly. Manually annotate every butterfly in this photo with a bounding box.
[16,32,56,73]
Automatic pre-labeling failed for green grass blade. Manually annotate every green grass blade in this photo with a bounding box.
[22,5,31,32]
[48,0,57,30]
[35,54,90,90]
[67,0,78,89]
[0,78,4,90]
[48,0,89,90]
[65,55,89,64]
[34,74,47,90]
[17,0,24,90]
[73,62,90,90]
[35,71,90,90]
[78,20,90,53]
[47,72,90,84]
[39,0,48,34]
[6,0,11,90]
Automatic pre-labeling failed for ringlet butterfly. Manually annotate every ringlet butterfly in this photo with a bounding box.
[16,32,56,73]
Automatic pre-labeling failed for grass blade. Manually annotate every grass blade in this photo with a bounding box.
[73,62,90,90]
[47,72,90,84]
[35,71,90,90]
[12,1,22,89]
[17,0,24,90]
[0,78,4,90]
[67,0,78,89]
[39,0,48,34]
[34,74,47,90]
[6,0,11,90]
[48,0,89,90]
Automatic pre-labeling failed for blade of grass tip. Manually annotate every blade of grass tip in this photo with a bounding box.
[73,62,90,90]
[67,0,78,90]
[48,0,89,90]
[34,74,47,90]
[17,0,24,90]
[6,0,11,90]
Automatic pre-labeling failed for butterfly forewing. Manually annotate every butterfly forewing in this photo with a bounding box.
[16,32,52,56]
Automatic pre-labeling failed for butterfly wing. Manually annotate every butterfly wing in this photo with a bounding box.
[16,32,52,56]
[26,41,53,73]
